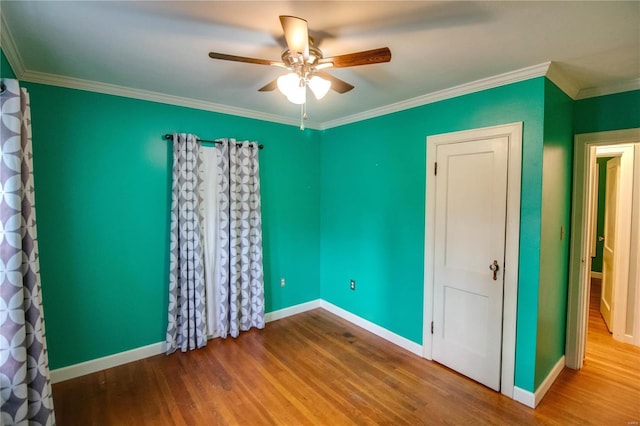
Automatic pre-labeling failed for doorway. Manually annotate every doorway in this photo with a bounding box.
[566,128,640,369]
[423,122,522,398]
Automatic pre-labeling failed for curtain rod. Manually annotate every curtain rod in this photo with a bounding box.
[163,134,263,150]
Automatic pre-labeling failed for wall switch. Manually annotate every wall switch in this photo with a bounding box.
[350,279,356,291]
[280,277,286,287]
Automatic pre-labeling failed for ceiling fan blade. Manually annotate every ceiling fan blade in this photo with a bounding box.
[279,15,309,58]
[208,52,283,67]
[258,79,278,92]
[319,47,391,68]
[316,71,354,94]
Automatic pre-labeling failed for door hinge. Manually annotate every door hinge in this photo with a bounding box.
[431,321,434,334]
[434,162,438,175]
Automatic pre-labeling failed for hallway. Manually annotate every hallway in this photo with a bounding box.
[535,278,640,423]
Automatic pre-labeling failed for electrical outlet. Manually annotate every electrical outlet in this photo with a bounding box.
[350,279,356,291]
[280,277,286,287]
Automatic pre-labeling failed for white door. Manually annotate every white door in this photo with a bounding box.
[601,156,620,332]
[432,136,509,391]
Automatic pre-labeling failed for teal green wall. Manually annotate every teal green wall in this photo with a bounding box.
[23,82,321,369]
[575,90,640,134]
[19,61,639,393]
[1,48,17,78]
[592,157,611,273]
[320,77,546,392]
[535,80,574,388]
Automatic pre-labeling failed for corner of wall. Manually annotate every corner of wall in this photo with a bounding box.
[534,79,574,388]
[513,355,565,409]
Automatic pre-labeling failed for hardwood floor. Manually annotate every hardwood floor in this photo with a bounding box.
[534,278,640,425]
[52,294,639,425]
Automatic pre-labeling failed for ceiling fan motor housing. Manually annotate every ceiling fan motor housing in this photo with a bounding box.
[281,38,323,79]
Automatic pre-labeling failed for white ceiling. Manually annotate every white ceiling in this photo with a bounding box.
[1,1,639,128]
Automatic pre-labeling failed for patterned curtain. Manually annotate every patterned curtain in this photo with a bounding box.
[0,79,55,424]
[216,139,265,338]
[165,133,208,353]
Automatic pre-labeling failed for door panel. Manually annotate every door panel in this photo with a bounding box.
[432,136,509,391]
[601,156,620,332]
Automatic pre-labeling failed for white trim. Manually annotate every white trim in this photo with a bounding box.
[513,387,535,408]
[534,356,566,407]
[546,62,581,99]
[50,342,166,384]
[49,298,426,384]
[423,122,522,400]
[319,300,423,356]
[51,300,321,383]
[321,63,551,130]
[566,128,640,369]
[590,271,603,280]
[264,299,321,322]
[576,79,640,100]
[16,69,324,129]
[1,8,638,131]
[0,29,554,132]
[0,12,25,77]
[0,16,321,129]
[515,356,566,408]
[0,18,554,134]
[4,37,638,131]
[632,145,640,347]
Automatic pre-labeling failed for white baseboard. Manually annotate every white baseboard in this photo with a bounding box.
[513,386,535,408]
[49,299,563,409]
[50,299,424,384]
[264,299,321,322]
[50,341,166,384]
[590,271,603,279]
[513,355,565,408]
[535,356,566,406]
[319,300,423,356]
[51,300,322,384]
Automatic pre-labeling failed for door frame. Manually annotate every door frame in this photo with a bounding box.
[566,128,640,369]
[423,122,522,398]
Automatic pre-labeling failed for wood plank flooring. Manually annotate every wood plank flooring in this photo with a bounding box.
[535,278,640,425]
[52,288,639,425]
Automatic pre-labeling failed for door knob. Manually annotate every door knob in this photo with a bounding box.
[489,260,499,281]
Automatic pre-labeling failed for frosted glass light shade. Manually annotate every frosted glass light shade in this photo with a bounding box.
[277,72,306,104]
[308,75,331,100]
[277,73,299,95]
[286,86,306,104]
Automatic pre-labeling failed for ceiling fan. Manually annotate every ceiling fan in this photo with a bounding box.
[208,15,391,127]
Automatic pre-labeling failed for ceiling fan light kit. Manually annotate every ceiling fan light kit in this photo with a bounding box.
[277,72,331,104]
[208,15,391,129]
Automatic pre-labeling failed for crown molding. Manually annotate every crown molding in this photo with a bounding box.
[18,69,323,129]
[576,78,640,100]
[0,12,320,130]
[0,11,26,77]
[3,5,639,132]
[320,62,552,130]
[21,62,553,131]
[546,62,581,99]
